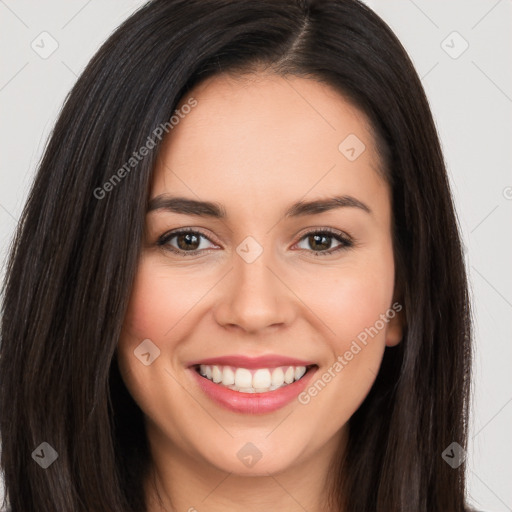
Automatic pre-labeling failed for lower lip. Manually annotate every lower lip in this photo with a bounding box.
[189,366,318,414]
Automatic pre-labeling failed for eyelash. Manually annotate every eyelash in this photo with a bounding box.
[156,227,354,257]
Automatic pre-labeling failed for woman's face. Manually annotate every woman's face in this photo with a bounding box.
[117,72,403,479]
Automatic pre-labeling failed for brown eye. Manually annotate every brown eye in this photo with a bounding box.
[175,232,201,251]
[156,227,353,257]
[296,229,353,256]
[157,229,218,255]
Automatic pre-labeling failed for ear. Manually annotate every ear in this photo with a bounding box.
[385,290,405,347]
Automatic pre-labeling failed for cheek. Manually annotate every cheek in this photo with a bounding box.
[335,272,393,343]
[116,257,201,423]
[312,251,395,349]
[116,258,184,396]
[120,255,209,345]
[296,247,396,420]
[121,257,174,341]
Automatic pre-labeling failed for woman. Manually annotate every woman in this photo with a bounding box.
[0,0,474,510]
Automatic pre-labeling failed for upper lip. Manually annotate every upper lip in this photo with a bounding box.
[187,354,316,369]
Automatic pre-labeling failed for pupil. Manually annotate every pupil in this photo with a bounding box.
[310,234,330,251]
[178,233,199,250]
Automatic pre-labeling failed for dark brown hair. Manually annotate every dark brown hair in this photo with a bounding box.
[0,0,472,510]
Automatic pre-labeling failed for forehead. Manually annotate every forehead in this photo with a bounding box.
[151,72,389,219]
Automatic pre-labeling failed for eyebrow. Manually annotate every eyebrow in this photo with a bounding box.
[147,194,371,218]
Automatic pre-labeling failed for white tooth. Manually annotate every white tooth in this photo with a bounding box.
[199,364,207,376]
[254,387,270,393]
[222,366,235,386]
[271,367,285,387]
[211,365,222,383]
[205,365,212,379]
[284,366,294,384]
[253,369,272,389]
[295,366,306,380]
[235,368,252,388]
[238,387,256,393]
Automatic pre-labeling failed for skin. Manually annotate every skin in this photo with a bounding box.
[117,71,404,512]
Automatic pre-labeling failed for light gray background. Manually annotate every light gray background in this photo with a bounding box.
[0,1,511,510]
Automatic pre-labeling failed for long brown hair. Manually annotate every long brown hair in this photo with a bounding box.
[0,1,472,510]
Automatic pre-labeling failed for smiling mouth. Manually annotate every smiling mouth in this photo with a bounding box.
[193,364,317,393]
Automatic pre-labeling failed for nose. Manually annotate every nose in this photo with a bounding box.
[212,244,296,334]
